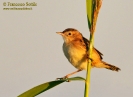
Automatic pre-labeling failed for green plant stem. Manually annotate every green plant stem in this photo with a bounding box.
[84,33,94,97]
[85,0,102,96]
[84,0,93,97]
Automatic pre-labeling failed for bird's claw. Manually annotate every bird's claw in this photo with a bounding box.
[86,54,93,61]
[56,77,66,80]
[56,77,70,82]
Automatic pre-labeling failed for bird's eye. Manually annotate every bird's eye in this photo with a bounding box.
[68,33,71,35]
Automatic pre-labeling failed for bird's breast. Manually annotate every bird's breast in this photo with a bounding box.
[63,43,87,69]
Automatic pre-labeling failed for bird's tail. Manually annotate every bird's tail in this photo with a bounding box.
[102,61,121,72]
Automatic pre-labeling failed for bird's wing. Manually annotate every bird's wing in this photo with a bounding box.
[83,37,103,60]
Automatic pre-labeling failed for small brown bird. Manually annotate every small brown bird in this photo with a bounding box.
[57,28,120,78]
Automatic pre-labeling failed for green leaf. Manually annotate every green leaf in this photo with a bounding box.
[86,0,93,29]
[68,76,85,81]
[18,76,85,97]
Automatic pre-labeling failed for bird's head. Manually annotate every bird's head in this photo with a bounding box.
[56,28,83,43]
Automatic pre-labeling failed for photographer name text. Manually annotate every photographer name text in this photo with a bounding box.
[3,2,37,6]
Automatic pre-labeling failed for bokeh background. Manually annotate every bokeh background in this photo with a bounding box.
[0,0,133,97]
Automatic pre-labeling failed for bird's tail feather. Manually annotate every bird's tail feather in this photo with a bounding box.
[102,61,121,72]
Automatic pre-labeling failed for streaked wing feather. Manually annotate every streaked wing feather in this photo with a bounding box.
[83,37,103,59]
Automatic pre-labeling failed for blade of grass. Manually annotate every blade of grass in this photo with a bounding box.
[18,76,85,97]
[86,0,93,29]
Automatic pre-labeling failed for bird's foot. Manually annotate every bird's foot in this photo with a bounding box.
[86,55,93,61]
[56,76,70,82]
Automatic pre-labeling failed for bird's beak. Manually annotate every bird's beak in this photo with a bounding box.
[56,32,63,36]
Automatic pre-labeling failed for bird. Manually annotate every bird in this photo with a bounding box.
[56,28,120,78]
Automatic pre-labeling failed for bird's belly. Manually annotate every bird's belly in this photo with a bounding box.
[67,48,87,70]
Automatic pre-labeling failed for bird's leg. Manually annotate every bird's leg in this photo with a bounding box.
[64,69,82,78]
[56,69,82,82]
